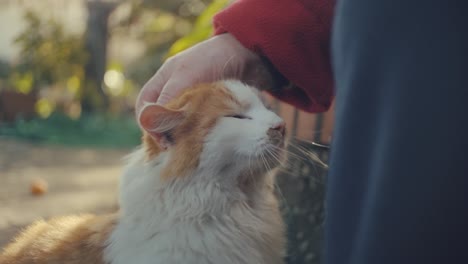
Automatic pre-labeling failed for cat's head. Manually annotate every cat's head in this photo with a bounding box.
[138,80,286,182]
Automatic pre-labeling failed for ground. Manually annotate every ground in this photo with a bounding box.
[0,138,129,248]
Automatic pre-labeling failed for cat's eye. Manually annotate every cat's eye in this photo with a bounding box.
[225,114,251,120]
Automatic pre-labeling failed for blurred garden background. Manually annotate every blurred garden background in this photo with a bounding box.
[0,0,229,147]
[0,0,230,249]
[0,0,332,263]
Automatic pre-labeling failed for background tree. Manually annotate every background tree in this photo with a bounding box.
[82,0,118,112]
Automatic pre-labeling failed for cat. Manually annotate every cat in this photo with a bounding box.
[0,80,287,264]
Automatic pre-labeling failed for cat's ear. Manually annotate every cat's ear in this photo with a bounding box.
[138,104,185,149]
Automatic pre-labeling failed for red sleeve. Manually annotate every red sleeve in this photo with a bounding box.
[213,0,335,113]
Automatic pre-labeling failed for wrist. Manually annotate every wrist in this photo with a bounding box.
[219,33,289,92]
[258,55,290,93]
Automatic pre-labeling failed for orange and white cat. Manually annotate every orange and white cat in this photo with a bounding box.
[0,80,287,264]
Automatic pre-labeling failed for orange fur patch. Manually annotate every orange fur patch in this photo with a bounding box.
[142,82,243,180]
[0,214,118,264]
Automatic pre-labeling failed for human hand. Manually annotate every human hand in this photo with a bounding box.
[135,33,279,114]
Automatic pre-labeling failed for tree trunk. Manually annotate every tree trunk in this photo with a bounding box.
[82,0,117,113]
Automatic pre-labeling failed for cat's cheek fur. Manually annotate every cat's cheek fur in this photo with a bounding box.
[204,97,282,162]
[222,80,284,157]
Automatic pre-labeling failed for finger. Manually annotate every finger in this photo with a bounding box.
[156,77,196,106]
[135,72,167,117]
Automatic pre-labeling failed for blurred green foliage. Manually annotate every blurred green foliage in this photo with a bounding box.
[1,0,229,148]
[124,0,228,86]
[0,113,141,149]
[167,0,229,57]
[11,10,88,96]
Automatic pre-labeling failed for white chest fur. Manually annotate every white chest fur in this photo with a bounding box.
[104,150,285,264]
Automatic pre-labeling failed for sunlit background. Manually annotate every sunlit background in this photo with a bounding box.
[0,0,229,249]
[0,1,332,263]
[0,0,229,147]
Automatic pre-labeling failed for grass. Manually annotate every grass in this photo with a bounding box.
[0,112,142,149]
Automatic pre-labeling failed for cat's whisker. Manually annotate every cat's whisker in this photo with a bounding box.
[261,151,272,174]
[274,180,291,215]
[272,145,307,163]
[262,147,294,171]
[288,140,320,154]
[264,148,282,166]
[267,144,326,180]
[288,143,322,176]
[259,151,267,171]
[249,149,259,184]
[264,154,273,173]
[247,149,253,172]
[287,142,328,169]
[262,148,291,212]
[270,145,307,161]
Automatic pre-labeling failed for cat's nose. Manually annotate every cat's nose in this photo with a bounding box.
[269,121,286,136]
